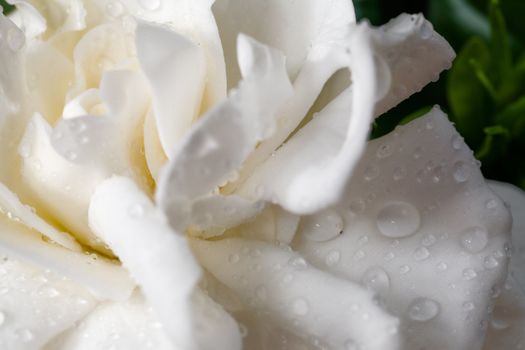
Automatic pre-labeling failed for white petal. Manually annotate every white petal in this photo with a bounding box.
[62,88,105,119]
[89,176,201,349]
[120,0,226,110]
[156,35,293,229]
[7,1,46,38]
[0,215,134,300]
[136,21,206,158]
[192,238,400,349]
[488,181,525,291]
[294,108,511,350]
[372,14,456,116]
[213,0,355,88]
[0,182,79,250]
[0,256,97,350]
[143,109,167,181]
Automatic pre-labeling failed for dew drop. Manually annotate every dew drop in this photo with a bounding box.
[451,135,463,150]
[353,250,366,261]
[292,298,309,316]
[408,298,440,321]
[376,202,421,238]
[282,273,294,284]
[485,199,498,209]
[363,165,379,181]
[348,199,366,215]
[361,267,390,293]
[463,268,477,280]
[106,1,124,17]
[399,265,411,274]
[18,143,31,159]
[376,143,393,158]
[302,209,343,242]
[325,250,341,266]
[462,301,475,311]
[413,247,430,261]
[288,257,308,270]
[38,286,60,298]
[392,166,407,181]
[138,0,161,11]
[421,234,437,247]
[436,262,448,272]
[459,227,489,253]
[453,161,470,183]
[383,252,395,261]
[15,329,34,343]
[484,256,499,269]
[228,254,240,264]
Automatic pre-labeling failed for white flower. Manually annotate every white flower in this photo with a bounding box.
[0,0,523,349]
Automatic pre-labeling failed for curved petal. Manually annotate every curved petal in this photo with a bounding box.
[192,237,400,349]
[136,21,206,158]
[7,0,46,38]
[483,181,525,349]
[293,108,511,350]
[372,14,455,116]
[18,70,150,254]
[89,176,242,349]
[0,215,134,300]
[0,257,97,350]
[237,24,376,214]
[212,0,355,88]
[156,35,293,230]
[488,181,525,292]
[0,182,79,250]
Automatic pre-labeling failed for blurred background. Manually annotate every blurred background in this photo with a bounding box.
[1,0,524,189]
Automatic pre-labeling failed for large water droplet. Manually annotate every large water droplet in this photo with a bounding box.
[453,161,470,183]
[292,298,309,316]
[302,209,343,242]
[361,267,390,293]
[408,298,440,321]
[138,0,161,11]
[459,227,489,253]
[376,202,421,238]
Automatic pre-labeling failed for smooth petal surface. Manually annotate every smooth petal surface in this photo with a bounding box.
[213,0,355,87]
[0,215,134,300]
[293,108,511,350]
[90,176,241,350]
[0,257,97,350]
[192,238,400,349]
[136,21,206,158]
[156,35,293,230]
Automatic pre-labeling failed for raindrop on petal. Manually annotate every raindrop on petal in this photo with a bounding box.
[138,0,161,11]
[459,227,489,253]
[325,250,341,266]
[413,247,430,261]
[408,298,440,321]
[376,202,421,238]
[361,267,390,294]
[453,161,470,183]
[301,210,343,242]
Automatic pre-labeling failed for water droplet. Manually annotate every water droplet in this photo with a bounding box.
[485,199,498,209]
[383,252,395,261]
[302,210,343,242]
[399,265,411,274]
[228,254,240,264]
[348,199,366,214]
[413,247,430,261]
[376,202,421,238]
[462,301,475,311]
[421,234,437,247]
[376,143,393,158]
[282,273,294,284]
[38,286,60,298]
[363,165,379,181]
[408,298,440,321]
[255,285,267,301]
[430,166,444,183]
[425,120,434,130]
[459,227,488,253]
[436,262,448,272]
[19,143,31,158]
[463,268,477,280]
[325,250,341,266]
[392,166,407,181]
[7,28,24,51]
[138,0,161,11]
[484,256,499,269]
[128,203,145,218]
[353,250,366,261]
[451,135,463,150]
[292,298,309,316]
[361,267,390,293]
[413,147,422,159]
[288,257,308,270]
[106,1,124,18]
[453,161,470,183]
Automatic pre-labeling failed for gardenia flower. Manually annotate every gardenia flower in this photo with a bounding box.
[0,0,524,349]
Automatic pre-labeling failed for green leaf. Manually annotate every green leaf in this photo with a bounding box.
[0,0,15,14]
[488,0,512,84]
[494,94,525,137]
[447,37,492,148]
[475,125,510,160]
[399,106,434,125]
